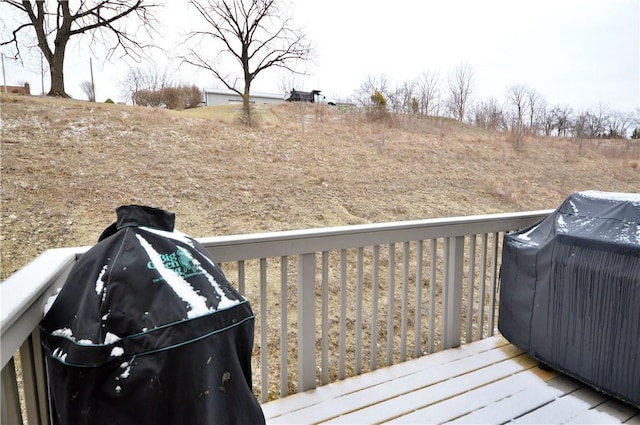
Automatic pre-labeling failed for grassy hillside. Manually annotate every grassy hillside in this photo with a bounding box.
[1,94,639,279]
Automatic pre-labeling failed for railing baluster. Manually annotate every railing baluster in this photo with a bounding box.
[355,247,364,375]
[429,239,437,354]
[386,243,396,366]
[488,232,500,336]
[371,245,380,371]
[321,251,329,385]
[31,330,49,425]
[442,238,450,347]
[466,235,477,343]
[339,249,347,380]
[1,358,23,425]
[260,258,268,401]
[415,240,423,357]
[401,241,410,362]
[297,253,316,391]
[478,233,488,339]
[20,334,45,425]
[280,256,288,397]
[238,260,245,295]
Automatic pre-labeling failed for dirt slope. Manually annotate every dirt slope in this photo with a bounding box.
[1,94,639,279]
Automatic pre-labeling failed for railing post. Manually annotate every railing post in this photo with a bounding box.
[297,253,316,392]
[443,236,464,349]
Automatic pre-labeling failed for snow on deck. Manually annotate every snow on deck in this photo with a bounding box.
[261,336,640,424]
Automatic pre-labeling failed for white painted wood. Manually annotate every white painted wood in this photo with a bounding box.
[443,236,464,349]
[511,386,610,424]
[626,413,640,424]
[321,354,535,424]
[201,211,552,263]
[387,369,557,424]
[297,253,317,392]
[450,374,583,424]
[565,398,640,424]
[261,336,510,421]
[1,247,83,369]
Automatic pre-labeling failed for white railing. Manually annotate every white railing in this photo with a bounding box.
[1,210,551,424]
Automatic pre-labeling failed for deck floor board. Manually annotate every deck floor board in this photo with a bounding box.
[261,336,640,424]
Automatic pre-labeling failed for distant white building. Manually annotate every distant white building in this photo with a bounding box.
[203,87,285,106]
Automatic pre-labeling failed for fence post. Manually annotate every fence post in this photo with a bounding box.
[297,253,316,391]
[443,236,464,349]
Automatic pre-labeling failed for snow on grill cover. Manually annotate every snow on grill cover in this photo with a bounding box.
[499,191,640,408]
[41,205,265,425]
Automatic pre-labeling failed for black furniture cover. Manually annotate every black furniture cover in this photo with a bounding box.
[41,205,265,425]
[499,191,640,408]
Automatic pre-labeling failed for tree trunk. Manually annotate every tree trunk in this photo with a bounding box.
[44,12,71,98]
[48,50,68,97]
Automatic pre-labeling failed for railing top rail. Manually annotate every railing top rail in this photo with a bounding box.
[1,247,89,368]
[199,210,553,262]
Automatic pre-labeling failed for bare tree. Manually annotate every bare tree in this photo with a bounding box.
[182,0,312,125]
[416,70,440,117]
[607,110,633,139]
[550,105,573,137]
[446,63,475,122]
[587,103,610,138]
[526,88,543,133]
[1,1,159,97]
[354,74,391,108]
[505,84,528,131]
[80,80,96,102]
[473,97,505,132]
[121,64,172,104]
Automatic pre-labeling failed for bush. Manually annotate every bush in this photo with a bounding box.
[104,98,114,104]
[183,85,203,109]
[367,90,388,122]
[132,85,202,109]
[161,87,185,110]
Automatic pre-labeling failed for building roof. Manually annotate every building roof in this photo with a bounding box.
[203,87,284,99]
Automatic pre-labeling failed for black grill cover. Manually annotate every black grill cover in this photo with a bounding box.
[499,191,640,408]
[41,205,265,425]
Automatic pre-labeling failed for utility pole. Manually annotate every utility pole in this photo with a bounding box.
[41,52,45,95]
[2,53,7,93]
[89,57,95,102]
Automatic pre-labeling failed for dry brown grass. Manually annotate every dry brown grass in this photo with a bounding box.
[2,94,638,280]
[2,94,639,400]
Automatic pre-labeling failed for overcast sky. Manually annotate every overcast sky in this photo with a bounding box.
[1,0,638,114]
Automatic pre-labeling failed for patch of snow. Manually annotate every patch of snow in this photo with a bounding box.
[95,264,108,295]
[52,348,67,362]
[569,200,579,214]
[51,328,74,340]
[43,288,62,316]
[516,225,537,242]
[102,312,110,320]
[110,347,124,357]
[115,385,122,393]
[579,190,640,204]
[136,234,210,319]
[139,226,195,247]
[556,214,568,233]
[120,362,131,379]
[104,332,121,344]
[178,246,241,311]
[77,339,94,345]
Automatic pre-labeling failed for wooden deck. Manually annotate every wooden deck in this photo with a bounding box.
[261,336,640,424]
